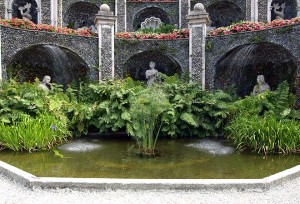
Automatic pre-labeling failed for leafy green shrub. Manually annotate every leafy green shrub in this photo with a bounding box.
[161,82,233,138]
[76,79,144,134]
[0,113,71,152]
[0,80,46,124]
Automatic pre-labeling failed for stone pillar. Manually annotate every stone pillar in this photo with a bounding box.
[187,3,209,90]
[95,4,117,81]
[257,0,268,22]
[180,0,189,28]
[245,0,252,21]
[115,0,126,32]
[267,0,272,22]
[50,0,58,27]
[250,0,258,22]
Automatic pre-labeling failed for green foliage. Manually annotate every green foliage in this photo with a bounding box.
[230,81,295,118]
[226,112,300,154]
[160,82,233,138]
[0,79,46,124]
[225,81,300,154]
[127,88,170,155]
[0,113,71,152]
[77,79,144,134]
[137,24,176,34]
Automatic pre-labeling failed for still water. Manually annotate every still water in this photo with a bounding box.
[0,138,299,179]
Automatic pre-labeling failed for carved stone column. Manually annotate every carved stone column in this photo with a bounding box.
[187,3,209,90]
[95,4,117,81]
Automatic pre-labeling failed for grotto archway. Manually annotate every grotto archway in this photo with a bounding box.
[12,0,38,24]
[207,1,244,28]
[270,0,297,20]
[214,42,297,97]
[63,2,99,29]
[124,51,182,81]
[133,7,172,31]
[8,44,89,87]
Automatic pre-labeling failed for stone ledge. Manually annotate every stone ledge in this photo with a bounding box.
[1,160,300,191]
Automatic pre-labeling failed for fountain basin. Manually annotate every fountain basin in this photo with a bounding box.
[0,138,299,180]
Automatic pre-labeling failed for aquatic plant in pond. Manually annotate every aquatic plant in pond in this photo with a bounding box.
[127,87,171,156]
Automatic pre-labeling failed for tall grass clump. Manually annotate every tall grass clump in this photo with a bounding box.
[226,112,300,154]
[225,81,300,154]
[0,113,71,152]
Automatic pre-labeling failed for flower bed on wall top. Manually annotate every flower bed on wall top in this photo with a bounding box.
[0,18,97,37]
[115,29,189,40]
[208,17,300,37]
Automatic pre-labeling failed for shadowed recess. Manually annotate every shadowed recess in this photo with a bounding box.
[63,2,99,29]
[207,1,244,28]
[214,42,297,97]
[124,51,181,81]
[133,7,172,31]
[8,44,88,87]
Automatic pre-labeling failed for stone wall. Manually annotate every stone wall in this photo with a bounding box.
[126,2,179,31]
[0,26,98,80]
[205,24,300,91]
[115,38,189,79]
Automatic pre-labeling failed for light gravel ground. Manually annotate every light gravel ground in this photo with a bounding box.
[1,174,300,204]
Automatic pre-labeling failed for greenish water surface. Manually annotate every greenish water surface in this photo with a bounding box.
[0,138,299,179]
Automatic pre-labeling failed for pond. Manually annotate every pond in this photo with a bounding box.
[0,137,299,179]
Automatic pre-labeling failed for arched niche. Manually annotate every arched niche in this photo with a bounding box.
[214,42,297,97]
[9,0,39,24]
[124,51,181,81]
[270,0,297,20]
[133,7,172,31]
[8,44,89,87]
[63,2,99,29]
[207,1,244,28]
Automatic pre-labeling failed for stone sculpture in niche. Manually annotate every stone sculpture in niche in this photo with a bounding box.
[145,61,159,87]
[18,2,32,21]
[141,17,163,29]
[252,75,270,95]
[272,2,286,19]
[38,75,53,91]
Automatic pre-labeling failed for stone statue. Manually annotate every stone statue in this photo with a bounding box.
[145,61,159,87]
[38,75,53,91]
[252,75,270,95]
[18,2,32,21]
[272,2,286,20]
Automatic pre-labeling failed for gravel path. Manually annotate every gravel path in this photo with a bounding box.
[1,174,300,204]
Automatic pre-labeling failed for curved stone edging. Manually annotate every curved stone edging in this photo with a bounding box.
[1,161,300,191]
